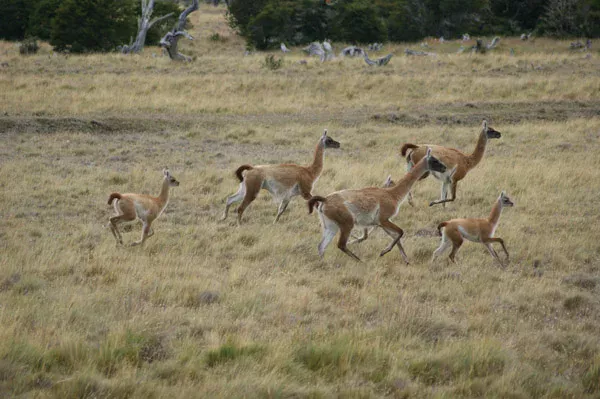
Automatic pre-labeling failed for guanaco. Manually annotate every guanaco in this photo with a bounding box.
[432,191,514,266]
[107,168,179,246]
[222,129,340,224]
[308,148,447,262]
[400,120,501,207]
[349,174,394,244]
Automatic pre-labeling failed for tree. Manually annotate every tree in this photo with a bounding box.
[146,1,182,45]
[541,0,587,37]
[160,0,198,61]
[489,0,546,33]
[387,0,428,42]
[333,0,387,43]
[0,0,33,40]
[50,0,136,53]
[27,0,62,40]
[121,0,178,54]
[226,0,268,39]
[247,1,295,49]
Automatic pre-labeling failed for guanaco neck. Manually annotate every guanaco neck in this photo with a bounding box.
[157,177,170,209]
[307,139,325,178]
[388,158,429,200]
[466,129,488,170]
[488,198,503,227]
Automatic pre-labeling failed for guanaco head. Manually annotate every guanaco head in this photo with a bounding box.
[499,191,514,207]
[163,168,180,187]
[321,129,341,149]
[425,147,447,173]
[383,175,394,187]
[483,120,502,139]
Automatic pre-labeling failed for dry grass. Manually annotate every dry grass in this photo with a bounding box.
[1,4,600,398]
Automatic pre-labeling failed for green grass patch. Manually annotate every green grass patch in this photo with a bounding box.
[407,340,508,385]
[204,341,265,368]
[96,330,168,376]
[295,340,390,382]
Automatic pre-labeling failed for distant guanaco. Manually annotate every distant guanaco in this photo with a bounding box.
[222,129,340,224]
[308,148,447,262]
[432,191,514,266]
[107,168,179,246]
[400,120,501,207]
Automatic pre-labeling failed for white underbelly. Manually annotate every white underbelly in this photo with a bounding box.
[263,180,299,201]
[458,226,480,242]
[345,202,380,226]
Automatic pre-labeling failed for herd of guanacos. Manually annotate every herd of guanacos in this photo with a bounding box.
[106,119,513,266]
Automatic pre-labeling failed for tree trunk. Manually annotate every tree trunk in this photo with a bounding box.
[160,0,199,61]
[122,0,174,54]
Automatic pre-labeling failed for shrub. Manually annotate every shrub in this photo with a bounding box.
[407,340,507,385]
[50,0,137,53]
[583,356,600,393]
[333,0,387,44]
[204,342,264,367]
[248,1,295,50]
[27,0,62,40]
[262,54,283,70]
[295,341,390,382]
[0,0,33,40]
[19,37,39,55]
[226,0,268,37]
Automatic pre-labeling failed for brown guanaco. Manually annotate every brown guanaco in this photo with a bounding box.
[400,120,501,207]
[222,129,340,224]
[107,168,179,246]
[349,174,394,244]
[432,191,514,266]
[308,148,447,262]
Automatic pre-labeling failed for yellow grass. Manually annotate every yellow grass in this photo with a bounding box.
[1,4,600,398]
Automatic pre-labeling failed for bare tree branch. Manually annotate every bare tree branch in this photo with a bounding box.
[148,12,174,29]
[160,0,199,61]
[122,0,174,54]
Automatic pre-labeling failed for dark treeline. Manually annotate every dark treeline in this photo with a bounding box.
[228,0,600,50]
[0,0,182,52]
[2,0,599,53]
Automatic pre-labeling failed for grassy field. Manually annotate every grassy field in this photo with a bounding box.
[1,5,600,398]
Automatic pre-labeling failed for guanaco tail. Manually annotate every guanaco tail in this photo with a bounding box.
[308,148,447,262]
[222,129,340,224]
[107,168,179,246]
[400,119,501,207]
[432,191,514,266]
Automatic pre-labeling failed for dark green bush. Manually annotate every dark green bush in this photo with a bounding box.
[262,54,283,70]
[50,0,137,53]
[27,0,62,40]
[332,0,387,43]
[0,0,33,40]
[19,37,39,55]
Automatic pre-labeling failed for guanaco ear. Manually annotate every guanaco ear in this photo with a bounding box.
[482,119,488,131]
[322,128,328,137]
[163,167,170,177]
[426,147,432,159]
[500,190,506,198]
